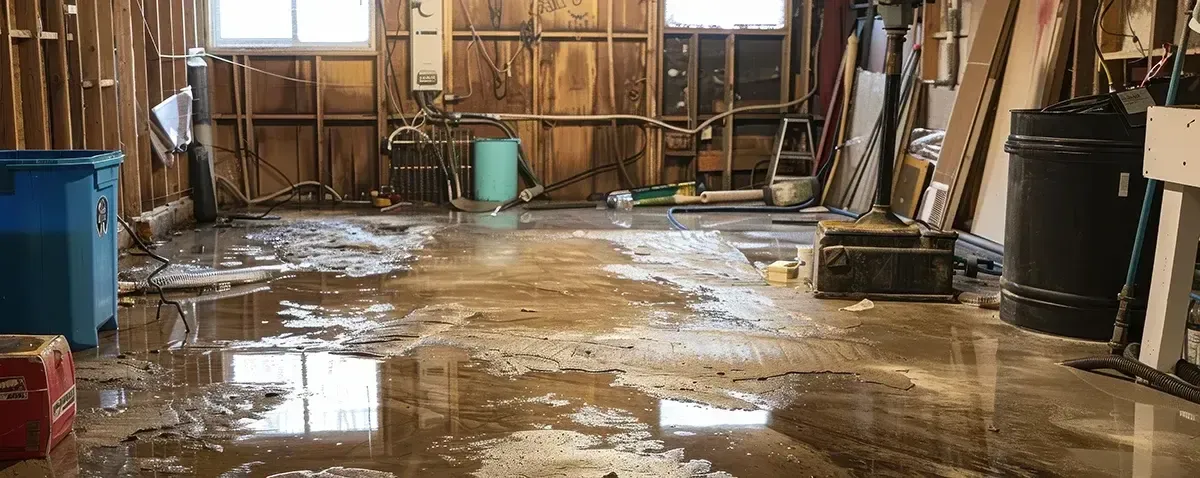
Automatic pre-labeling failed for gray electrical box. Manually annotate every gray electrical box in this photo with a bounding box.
[410,0,444,92]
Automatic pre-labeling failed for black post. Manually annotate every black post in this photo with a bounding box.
[875,32,905,209]
[187,48,218,223]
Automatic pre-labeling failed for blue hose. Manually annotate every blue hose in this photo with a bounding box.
[1123,18,1192,291]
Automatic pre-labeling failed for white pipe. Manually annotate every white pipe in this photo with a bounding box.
[483,90,816,136]
[217,177,344,205]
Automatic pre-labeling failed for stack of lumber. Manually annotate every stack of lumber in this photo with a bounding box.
[921,0,1076,243]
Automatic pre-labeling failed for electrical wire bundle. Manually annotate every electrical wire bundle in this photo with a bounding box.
[116,216,188,332]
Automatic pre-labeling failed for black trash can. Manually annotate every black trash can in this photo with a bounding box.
[1000,110,1159,341]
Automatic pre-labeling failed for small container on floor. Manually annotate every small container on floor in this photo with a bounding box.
[0,335,77,460]
[767,261,800,284]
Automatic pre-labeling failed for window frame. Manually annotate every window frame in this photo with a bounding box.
[662,0,788,31]
[207,0,377,54]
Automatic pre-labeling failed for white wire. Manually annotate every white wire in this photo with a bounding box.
[457,0,527,77]
[488,92,815,136]
[386,125,434,151]
[205,54,373,87]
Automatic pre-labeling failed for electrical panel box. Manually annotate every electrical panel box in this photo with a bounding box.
[410,0,444,92]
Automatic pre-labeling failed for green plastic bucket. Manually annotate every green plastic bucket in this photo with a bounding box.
[473,138,520,202]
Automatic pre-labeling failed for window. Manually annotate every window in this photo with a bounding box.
[664,0,787,30]
[210,0,374,51]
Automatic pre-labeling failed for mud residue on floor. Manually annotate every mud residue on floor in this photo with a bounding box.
[134,456,192,474]
[267,467,397,478]
[75,383,288,448]
[569,406,647,431]
[336,304,481,358]
[230,229,912,411]
[248,217,437,277]
[463,430,731,478]
[75,357,166,390]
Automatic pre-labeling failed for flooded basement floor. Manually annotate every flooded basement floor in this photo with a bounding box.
[4,207,1200,477]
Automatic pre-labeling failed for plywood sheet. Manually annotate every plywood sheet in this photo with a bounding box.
[970,0,1074,244]
[328,126,378,200]
[320,58,374,115]
[447,40,533,114]
[826,69,885,211]
[926,0,1017,230]
[538,0,649,33]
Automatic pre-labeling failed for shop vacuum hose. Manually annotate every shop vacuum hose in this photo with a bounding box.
[1062,355,1200,404]
[1176,359,1200,387]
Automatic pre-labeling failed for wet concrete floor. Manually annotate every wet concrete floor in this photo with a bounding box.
[4,207,1200,477]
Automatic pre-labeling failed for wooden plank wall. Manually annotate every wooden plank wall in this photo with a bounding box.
[3,0,812,208]
[0,0,197,217]
[203,0,663,202]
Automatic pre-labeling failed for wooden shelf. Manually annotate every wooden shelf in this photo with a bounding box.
[1102,46,1200,60]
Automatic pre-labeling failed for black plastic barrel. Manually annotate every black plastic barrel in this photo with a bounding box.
[1000,110,1159,341]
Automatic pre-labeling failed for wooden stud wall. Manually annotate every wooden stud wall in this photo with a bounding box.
[1090,0,1198,94]
[0,0,198,217]
[203,0,668,202]
[3,0,816,211]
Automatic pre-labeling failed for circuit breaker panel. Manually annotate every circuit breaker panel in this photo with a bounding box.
[410,0,444,92]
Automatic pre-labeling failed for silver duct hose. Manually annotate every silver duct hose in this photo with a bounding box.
[120,265,283,294]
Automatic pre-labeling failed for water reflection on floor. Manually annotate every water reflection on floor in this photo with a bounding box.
[2,208,1199,477]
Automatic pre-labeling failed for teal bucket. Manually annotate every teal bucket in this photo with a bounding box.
[473,138,520,202]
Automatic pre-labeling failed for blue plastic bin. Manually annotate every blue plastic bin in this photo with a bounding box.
[0,150,123,350]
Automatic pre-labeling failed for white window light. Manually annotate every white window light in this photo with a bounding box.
[664,0,787,30]
[211,0,374,51]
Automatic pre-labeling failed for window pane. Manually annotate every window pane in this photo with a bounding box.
[664,0,786,30]
[297,0,371,43]
[218,0,293,39]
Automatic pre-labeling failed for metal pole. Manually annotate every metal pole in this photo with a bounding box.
[875,32,906,208]
[187,48,218,222]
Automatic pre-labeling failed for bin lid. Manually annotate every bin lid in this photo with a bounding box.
[0,336,47,355]
[0,150,124,170]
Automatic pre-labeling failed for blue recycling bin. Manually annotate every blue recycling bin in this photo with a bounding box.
[0,150,123,350]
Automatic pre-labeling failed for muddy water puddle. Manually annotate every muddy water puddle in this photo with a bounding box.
[71,346,812,476]
[31,216,1200,477]
[70,223,892,476]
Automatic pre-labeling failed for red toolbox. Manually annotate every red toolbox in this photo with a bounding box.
[0,335,77,460]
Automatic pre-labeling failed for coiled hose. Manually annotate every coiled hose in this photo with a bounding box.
[1062,355,1200,404]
